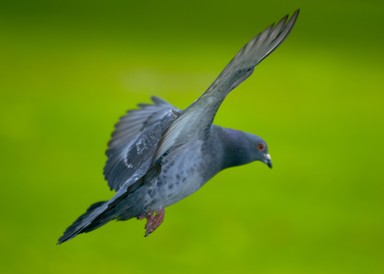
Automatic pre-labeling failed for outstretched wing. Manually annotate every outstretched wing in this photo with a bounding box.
[154,10,300,160]
[104,96,181,191]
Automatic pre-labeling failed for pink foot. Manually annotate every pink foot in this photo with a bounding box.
[139,209,165,237]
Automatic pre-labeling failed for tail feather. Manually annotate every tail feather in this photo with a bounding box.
[57,201,109,244]
[58,171,152,244]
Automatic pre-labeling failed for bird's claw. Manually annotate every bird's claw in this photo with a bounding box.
[139,209,165,237]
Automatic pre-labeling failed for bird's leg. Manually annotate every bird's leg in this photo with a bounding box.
[138,209,165,237]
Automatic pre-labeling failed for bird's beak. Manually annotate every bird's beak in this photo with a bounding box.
[264,154,272,169]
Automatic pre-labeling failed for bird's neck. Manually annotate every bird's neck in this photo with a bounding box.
[217,127,253,169]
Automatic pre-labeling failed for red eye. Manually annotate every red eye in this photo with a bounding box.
[257,143,265,151]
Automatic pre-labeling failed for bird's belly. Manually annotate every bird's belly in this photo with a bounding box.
[145,152,207,210]
[160,172,203,207]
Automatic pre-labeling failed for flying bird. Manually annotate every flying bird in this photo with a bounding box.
[58,10,299,244]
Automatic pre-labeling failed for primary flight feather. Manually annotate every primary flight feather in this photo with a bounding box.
[58,10,299,244]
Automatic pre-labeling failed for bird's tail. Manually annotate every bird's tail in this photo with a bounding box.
[57,200,112,244]
[58,167,157,244]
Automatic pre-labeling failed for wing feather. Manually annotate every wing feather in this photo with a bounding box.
[154,10,299,161]
[104,96,180,191]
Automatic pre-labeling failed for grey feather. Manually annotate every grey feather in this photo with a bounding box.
[58,10,299,244]
[154,10,299,161]
[104,96,181,191]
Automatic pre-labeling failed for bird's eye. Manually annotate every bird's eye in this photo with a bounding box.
[257,143,265,151]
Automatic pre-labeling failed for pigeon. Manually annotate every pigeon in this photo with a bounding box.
[58,10,299,244]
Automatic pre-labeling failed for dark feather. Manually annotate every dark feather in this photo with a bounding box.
[104,97,180,191]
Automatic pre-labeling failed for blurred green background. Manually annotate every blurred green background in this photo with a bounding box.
[1,0,384,273]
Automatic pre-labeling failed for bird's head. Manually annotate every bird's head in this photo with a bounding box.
[222,128,272,169]
[245,134,272,169]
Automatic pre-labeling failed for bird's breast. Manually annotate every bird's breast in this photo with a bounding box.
[144,147,210,210]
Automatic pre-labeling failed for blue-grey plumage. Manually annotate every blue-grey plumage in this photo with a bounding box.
[57,10,298,244]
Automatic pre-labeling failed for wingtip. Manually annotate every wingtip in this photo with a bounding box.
[136,96,167,109]
[291,9,300,21]
[151,96,168,105]
[279,10,299,26]
[278,10,299,28]
[281,9,300,35]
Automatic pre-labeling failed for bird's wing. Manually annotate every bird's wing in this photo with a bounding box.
[154,10,299,160]
[104,96,181,191]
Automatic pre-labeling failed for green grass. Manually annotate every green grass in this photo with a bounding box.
[1,1,384,273]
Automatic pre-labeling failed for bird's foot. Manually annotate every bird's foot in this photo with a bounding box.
[138,209,165,237]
